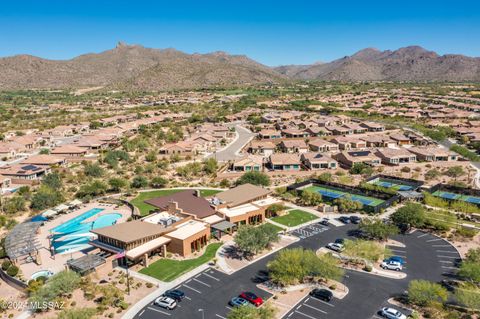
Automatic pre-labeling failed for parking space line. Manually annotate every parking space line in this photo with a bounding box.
[436,250,458,254]
[225,306,232,310]
[417,233,429,238]
[437,255,458,258]
[183,284,202,293]
[193,278,211,287]
[147,306,171,316]
[184,296,192,300]
[309,298,335,307]
[215,314,227,319]
[139,310,145,317]
[442,266,458,270]
[295,310,318,319]
[426,238,443,242]
[439,260,453,264]
[202,272,221,281]
[432,244,452,247]
[303,303,327,314]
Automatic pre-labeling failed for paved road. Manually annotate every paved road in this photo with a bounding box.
[134,224,460,319]
[207,125,255,162]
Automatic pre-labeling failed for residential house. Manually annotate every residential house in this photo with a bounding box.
[331,136,367,150]
[281,128,309,139]
[390,133,411,145]
[21,155,68,167]
[0,164,51,183]
[334,150,382,168]
[301,153,338,170]
[375,148,417,165]
[268,153,302,171]
[408,147,458,162]
[231,156,263,172]
[246,140,276,157]
[360,135,397,148]
[325,125,353,135]
[305,127,330,137]
[308,139,339,152]
[258,129,282,140]
[279,140,309,154]
[159,141,195,157]
[50,145,88,157]
[360,121,385,132]
[342,123,367,134]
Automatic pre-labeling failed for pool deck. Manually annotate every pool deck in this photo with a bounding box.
[20,202,131,280]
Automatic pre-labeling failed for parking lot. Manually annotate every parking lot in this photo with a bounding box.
[289,223,329,239]
[284,294,339,319]
[414,230,461,275]
[369,301,412,319]
[136,267,271,319]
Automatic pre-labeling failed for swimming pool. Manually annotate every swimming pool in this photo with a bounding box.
[50,208,122,254]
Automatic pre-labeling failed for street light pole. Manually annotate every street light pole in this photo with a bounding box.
[198,309,204,319]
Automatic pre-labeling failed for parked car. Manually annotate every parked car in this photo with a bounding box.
[154,296,177,310]
[350,216,362,224]
[338,216,351,224]
[379,307,407,319]
[319,218,330,226]
[253,270,270,283]
[380,261,402,271]
[384,256,405,265]
[309,288,333,302]
[229,297,249,307]
[326,242,344,252]
[239,292,263,307]
[163,289,185,302]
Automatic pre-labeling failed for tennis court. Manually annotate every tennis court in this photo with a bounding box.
[432,190,480,204]
[305,185,385,207]
[370,178,414,191]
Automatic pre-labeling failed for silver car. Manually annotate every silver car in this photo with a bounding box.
[380,307,407,319]
[154,296,177,310]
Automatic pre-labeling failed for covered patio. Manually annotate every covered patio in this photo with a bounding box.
[67,254,106,275]
[211,220,236,239]
[5,222,43,265]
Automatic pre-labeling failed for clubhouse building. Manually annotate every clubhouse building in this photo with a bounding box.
[88,184,282,267]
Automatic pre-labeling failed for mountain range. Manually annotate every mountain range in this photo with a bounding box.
[0,43,479,91]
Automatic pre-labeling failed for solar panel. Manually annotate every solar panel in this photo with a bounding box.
[348,151,370,157]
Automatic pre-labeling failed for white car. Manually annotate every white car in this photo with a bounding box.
[154,296,177,310]
[380,261,402,271]
[380,307,407,319]
[326,242,344,252]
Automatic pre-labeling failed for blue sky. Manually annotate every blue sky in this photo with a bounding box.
[1,0,479,66]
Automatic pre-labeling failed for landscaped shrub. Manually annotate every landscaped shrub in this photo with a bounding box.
[1,260,11,271]
[6,265,19,277]
[363,265,373,272]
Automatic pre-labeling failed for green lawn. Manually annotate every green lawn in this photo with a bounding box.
[263,222,286,233]
[270,209,318,227]
[130,188,223,216]
[139,242,223,282]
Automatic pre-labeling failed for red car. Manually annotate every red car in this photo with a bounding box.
[239,291,263,307]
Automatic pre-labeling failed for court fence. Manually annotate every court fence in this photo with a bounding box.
[287,179,400,214]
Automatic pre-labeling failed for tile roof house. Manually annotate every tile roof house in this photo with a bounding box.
[334,150,382,168]
[375,148,417,165]
[281,128,309,139]
[268,153,302,171]
[360,135,397,148]
[246,140,276,157]
[360,121,385,132]
[231,155,263,172]
[308,139,339,152]
[389,133,411,145]
[279,140,309,153]
[50,145,88,157]
[331,136,367,150]
[301,152,338,170]
[408,147,458,162]
[258,129,282,140]
[0,164,51,182]
[20,154,67,167]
